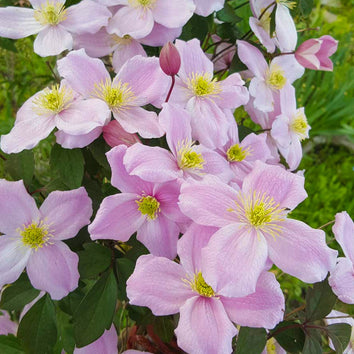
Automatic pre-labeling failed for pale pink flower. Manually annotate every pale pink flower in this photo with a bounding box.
[295,35,338,71]
[127,223,284,354]
[329,211,354,304]
[193,0,225,16]
[0,311,17,335]
[88,145,186,259]
[0,0,111,56]
[179,161,337,297]
[209,35,236,72]
[0,180,92,300]
[261,337,286,354]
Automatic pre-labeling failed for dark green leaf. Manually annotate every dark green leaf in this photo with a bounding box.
[235,327,267,354]
[305,278,337,321]
[216,3,242,23]
[269,6,276,37]
[58,286,86,316]
[238,125,254,141]
[0,335,24,354]
[0,38,17,52]
[299,0,313,17]
[87,137,110,172]
[272,321,305,353]
[116,258,135,300]
[302,331,322,354]
[50,144,84,189]
[0,273,40,311]
[327,323,351,354]
[229,50,248,74]
[4,150,34,186]
[17,294,57,354]
[125,235,149,262]
[56,309,76,354]
[73,270,117,347]
[78,242,112,279]
[180,14,211,41]
[153,316,175,343]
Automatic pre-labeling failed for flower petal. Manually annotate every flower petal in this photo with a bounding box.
[332,211,354,263]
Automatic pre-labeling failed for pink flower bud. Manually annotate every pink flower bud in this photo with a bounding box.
[295,35,338,71]
[159,42,181,76]
[103,120,141,148]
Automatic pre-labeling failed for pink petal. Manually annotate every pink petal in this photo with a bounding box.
[26,241,79,300]
[249,77,274,112]
[57,48,110,97]
[175,296,237,354]
[242,161,307,210]
[55,126,103,148]
[0,7,43,39]
[329,257,354,304]
[88,193,144,242]
[152,0,195,28]
[0,311,17,335]
[268,219,338,283]
[275,5,297,52]
[0,236,31,288]
[33,25,73,57]
[0,179,40,235]
[237,40,268,77]
[137,214,179,259]
[202,225,269,297]
[140,22,182,47]
[221,272,284,329]
[271,55,304,84]
[333,211,354,263]
[249,17,275,53]
[62,0,110,35]
[39,187,92,241]
[194,0,224,16]
[127,254,194,315]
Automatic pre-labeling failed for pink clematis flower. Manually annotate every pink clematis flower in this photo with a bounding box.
[209,35,236,72]
[169,39,249,148]
[329,211,354,304]
[179,161,337,297]
[103,120,141,148]
[123,103,233,184]
[127,223,284,354]
[57,49,167,138]
[0,180,92,300]
[0,311,17,335]
[237,40,304,112]
[261,337,286,354]
[0,82,110,153]
[193,0,225,16]
[89,144,186,259]
[0,0,111,57]
[295,35,338,71]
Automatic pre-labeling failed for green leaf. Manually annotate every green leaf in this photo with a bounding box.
[305,278,337,322]
[116,258,136,300]
[78,242,112,279]
[4,150,34,186]
[272,321,305,353]
[238,125,254,141]
[153,316,175,343]
[17,294,57,354]
[235,327,267,354]
[269,6,276,37]
[327,323,351,354]
[302,331,322,354]
[0,273,40,311]
[180,14,211,41]
[216,3,242,23]
[229,51,248,74]
[0,335,24,354]
[50,144,84,189]
[87,137,110,171]
[299,0,313,17]
[73,270,117,347]
[56,308,76,354]
[0,38,17,52]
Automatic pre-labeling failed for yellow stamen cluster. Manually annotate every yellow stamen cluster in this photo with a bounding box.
[226,144,251,162]
[276,0,297,10]
[32,85,73,115]
[136,195,160,220]
[93,79,135,112]
[186,73,222,97]
[266,65,287,90]
[177,140,205,170]
[19,221,52,250]
[34,1,67,26]
[291,111,309,141]
[128,0,157,10]
[191,272,215,297]
[265,338,277,354]
[229,191,286,240]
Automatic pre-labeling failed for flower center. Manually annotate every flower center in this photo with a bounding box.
[276,0,297,9]
[177,140,205,170]
[19,221,52,250]
[136,195,160,220]
[291,111,309,141]
[192,272,215,297]
[226,144,251,162]
[32,85,73,115]
[34,1,67,25]
[266,65,286,90]
[94,79,135,112]
[265,338,277,354]
[186,73,222,97]
[128,0,157,9]
[111,34,133,46]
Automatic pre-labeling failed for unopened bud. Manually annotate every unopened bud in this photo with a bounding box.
[159,42,181,76]
[103,120,141,148]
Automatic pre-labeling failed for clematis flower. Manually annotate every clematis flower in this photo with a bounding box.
[179,161,337,297]
[0,180,92,300]
[271,84,310,170]
[0,82,110,154]
[123,103,233,184]
[57,49,167,138]
[127,223,284,354]
[295,35,338,71]
[237,40,304,112]
[169,39,249,148]
[208,35,236,72]
[193,0,225,16]
[0,311,17,335]
[261,337,286,354]
[103,120,141,148]
[329,211,354,304]
[0,0,111,57]
[89,145,186,259]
